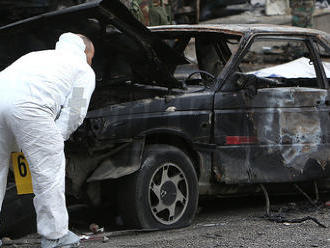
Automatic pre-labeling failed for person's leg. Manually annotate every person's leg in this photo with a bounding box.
[0,110,15,248]
[7,104,69,240]
[0,124,11,215]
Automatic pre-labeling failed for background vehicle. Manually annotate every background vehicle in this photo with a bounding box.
[1,0,330,237]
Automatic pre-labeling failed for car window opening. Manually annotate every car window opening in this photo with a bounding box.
[163,32,241,88]
[228,37,324,92]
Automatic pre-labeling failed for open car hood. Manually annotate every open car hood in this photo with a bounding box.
[0,0,186,88]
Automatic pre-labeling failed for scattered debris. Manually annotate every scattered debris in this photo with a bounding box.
[201,233,223,240]
[80,228,159,243]
[1,237,40,246]
[89,223,104,234]
[265,215,327,228]
[259,183,326,228]
[103,236,110,243]
[201,223,226,227]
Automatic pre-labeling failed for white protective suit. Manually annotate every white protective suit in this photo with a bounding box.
[0,33,95,239]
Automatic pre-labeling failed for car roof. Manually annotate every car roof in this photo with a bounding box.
[150,24,330,41]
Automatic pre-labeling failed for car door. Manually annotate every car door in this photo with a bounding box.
[213,34,330,184]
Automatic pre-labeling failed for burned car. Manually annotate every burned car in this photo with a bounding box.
[1,0,330,236]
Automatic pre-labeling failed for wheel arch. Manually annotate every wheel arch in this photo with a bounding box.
[142,129,202,179]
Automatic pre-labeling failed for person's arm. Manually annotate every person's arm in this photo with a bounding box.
[55,69,96,141]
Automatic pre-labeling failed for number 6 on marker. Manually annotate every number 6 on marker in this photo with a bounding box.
[12,152,34,195]
[17,155,28,177]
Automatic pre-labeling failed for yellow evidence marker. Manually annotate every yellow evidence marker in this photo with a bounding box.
[12,152,34,195]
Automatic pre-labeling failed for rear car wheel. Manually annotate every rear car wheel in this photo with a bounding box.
[118,144,199,229]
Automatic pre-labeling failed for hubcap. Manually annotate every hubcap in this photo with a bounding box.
[160,181,177,205]
[148,163,189,225]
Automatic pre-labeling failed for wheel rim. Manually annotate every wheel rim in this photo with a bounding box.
[148,162,189,225]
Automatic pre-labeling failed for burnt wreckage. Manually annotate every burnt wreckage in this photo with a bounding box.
[1,0,330,235]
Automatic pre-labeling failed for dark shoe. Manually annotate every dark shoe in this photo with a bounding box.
[40,231,80,248]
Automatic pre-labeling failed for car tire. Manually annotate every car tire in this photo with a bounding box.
[117,144,199,229]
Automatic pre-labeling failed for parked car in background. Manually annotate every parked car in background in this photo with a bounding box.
[1,0,330,237]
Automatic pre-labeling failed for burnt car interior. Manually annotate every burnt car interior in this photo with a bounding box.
[225,36,327,92]
[89,30,241,110]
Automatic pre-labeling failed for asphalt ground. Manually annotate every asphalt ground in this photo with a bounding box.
[79,196,330,248]
[3,195,329,248]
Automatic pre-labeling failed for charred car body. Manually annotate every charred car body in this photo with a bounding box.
[1,0,330,234]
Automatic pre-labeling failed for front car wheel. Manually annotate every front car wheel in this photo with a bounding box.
[118,144,199,229]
